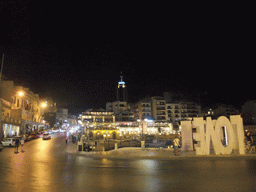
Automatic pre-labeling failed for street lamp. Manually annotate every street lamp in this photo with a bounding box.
[41,102,47,108]
[18,91,24,97]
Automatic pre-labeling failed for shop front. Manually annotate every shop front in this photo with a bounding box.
[3,123,20,138]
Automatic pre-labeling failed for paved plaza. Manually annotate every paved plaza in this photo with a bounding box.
[1,133,256,192]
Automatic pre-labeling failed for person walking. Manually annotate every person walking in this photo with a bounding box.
[21,136,25,152]
[66,136,69,144]
[14,138,19,153]
[173,136,180,156]
[245,132,254,153]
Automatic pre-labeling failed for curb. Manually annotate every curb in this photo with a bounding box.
[70,147,256,159]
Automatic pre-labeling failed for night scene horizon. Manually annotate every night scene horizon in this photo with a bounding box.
[1,2,256,192]
[0,2,254,115]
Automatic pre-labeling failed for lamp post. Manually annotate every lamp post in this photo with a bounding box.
[40,102,47,130]
[0,54,4,141]
[17,91,24,135]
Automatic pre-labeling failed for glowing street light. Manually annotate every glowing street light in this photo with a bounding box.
[18,91,24,97]
[41,102,47,108]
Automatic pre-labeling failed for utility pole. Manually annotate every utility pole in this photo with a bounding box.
[0,53,4,141]
[0,53,4,81]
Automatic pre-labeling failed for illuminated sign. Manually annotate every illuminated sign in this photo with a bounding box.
[181,115,245,155]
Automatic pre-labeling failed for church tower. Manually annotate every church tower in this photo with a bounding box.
[117,72,127,102]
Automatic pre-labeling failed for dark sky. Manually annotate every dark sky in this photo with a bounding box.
[0,1,254,114]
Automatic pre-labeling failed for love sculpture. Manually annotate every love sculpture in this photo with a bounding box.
[181,115,245,155]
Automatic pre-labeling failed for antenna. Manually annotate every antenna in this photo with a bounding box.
[120,71,123,81]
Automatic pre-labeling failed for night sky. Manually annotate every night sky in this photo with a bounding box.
[0,2,254,114]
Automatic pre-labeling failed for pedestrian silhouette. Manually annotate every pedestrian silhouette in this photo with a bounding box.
[14,138,19,154]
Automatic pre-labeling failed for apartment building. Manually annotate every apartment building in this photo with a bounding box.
[132,98,152,120]
[151,96,167,122]
[166,101,201,122]
[106,101,129,114]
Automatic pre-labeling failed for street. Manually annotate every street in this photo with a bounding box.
[1,133,256,192]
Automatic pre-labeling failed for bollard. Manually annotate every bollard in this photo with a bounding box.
[115,143,118,150]
[103,147,105,152]
[141,141,145,148]
[77,141,83,151]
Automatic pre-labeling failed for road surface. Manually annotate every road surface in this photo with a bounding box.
[0,133,256,192]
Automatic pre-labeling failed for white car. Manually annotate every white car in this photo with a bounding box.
[42,133,51,140]
[1,138,16,146]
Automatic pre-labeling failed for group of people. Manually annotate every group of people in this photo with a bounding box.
[172,132,255,156]
[14,136,25,153]
[245,131,255,152]
[65,134,80,144]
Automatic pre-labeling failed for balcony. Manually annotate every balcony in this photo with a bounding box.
[156,101,165,105]
[156,116,166,120]
[157,111,166,115]
[156,107,165,110]
[3,116,21,124]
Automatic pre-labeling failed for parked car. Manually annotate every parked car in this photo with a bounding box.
[42,133,51,140]
[23,134,31,141]
[37,131,45,138]
[0,141,3,151]
[1,138,16,146]
[37,132,42,138]
[30,133,38,139]
[165,140,174,148]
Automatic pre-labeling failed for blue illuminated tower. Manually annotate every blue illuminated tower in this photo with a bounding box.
[117,72,127,102]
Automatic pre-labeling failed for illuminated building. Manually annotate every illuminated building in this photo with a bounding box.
[81,109,117,139]
[133,98,152,120]
[166,101,201,122]
[106,101,129,115]
[0,80,45,137]
[81,109,115,128]
[117,72,127,102]
[106,72,135,122]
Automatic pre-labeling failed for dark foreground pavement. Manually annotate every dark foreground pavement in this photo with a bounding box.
[1,133,256,192]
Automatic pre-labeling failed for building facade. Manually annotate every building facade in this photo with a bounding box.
[106,101,129,114]
[134,98,152,120]
[151,96,167,122]
[213,104,239,117]
[242,101,256,125]
[81,109,116,139]
[0,80,45,139]
[166,101,201,122]
[81,109,115,126]
[106,73,133,121]
[56,108,68,128]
